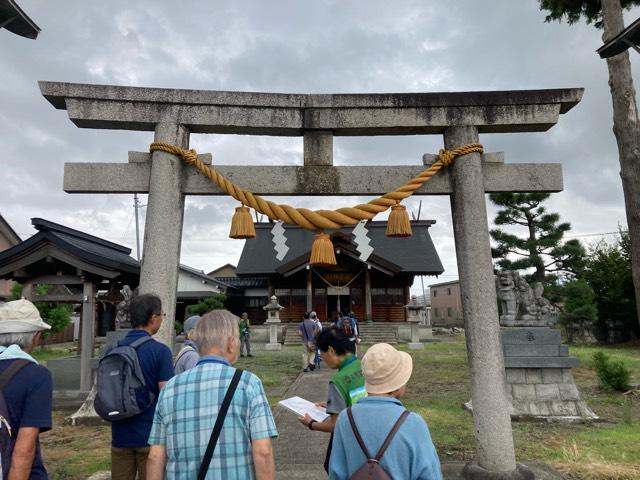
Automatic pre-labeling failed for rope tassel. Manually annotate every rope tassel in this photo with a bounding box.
[229,206,256,239]
[310,232,337,266]
[386,204,412,237]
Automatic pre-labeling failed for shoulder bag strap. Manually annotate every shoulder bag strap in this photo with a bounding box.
[346,407,373,460]
[197,368,243,480]
[129,335,153,349]
[0,359,32,390]
[374,410,410,462]
[173,345,194,366]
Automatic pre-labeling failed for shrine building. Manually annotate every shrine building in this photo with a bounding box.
[219,220,443,323]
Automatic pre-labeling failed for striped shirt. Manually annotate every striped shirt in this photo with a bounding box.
[148,357,277,479]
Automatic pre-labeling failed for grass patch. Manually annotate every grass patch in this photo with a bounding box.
[32,347,74,362]
[39,337,640,479]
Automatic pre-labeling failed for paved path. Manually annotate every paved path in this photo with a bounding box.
[273,366,332,480]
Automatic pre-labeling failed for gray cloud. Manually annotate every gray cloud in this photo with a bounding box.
[1,0,638,294]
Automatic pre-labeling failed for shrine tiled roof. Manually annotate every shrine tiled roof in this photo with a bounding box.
[236,221,444,277]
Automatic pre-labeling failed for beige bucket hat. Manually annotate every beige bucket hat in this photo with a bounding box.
[0,299,51,334]
[361,343,413,394]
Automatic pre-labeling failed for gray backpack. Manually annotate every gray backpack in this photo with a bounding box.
[347,407,410,480]
[94,336,154,422]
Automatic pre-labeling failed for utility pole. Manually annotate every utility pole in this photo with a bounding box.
[134,193,142,261]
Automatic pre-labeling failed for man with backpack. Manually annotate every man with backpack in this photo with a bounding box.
[337,312,359,354]
[0,299,52,479]
[329,343,442,479]
[101,293,174,480]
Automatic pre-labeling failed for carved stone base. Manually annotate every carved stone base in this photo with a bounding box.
[407,342,425,350]
[66,385,106,426]
[265,343,282,351]
[506,367,597,420]
[462,462,534,480]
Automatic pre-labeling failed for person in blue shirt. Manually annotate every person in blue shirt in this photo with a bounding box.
[0,299,53,480]
[110,293,174,480]
[329,343,442,480]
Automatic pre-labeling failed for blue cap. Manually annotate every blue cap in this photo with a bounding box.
[183,315,201,332]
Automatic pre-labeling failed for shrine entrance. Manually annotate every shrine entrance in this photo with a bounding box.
[39,81,582,478]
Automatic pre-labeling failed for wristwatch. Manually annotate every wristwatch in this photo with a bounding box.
[308,420,317,431]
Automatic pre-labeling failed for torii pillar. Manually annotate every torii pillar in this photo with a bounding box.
[40,81,582,478]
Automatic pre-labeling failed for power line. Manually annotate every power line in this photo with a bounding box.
[565,230,628,239]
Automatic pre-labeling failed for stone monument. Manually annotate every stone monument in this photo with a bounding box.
[405,295,430,349]
[263,295,283,351]
[496,271,597,420]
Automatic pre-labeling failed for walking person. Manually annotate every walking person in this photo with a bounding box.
[239,312,253,357]
[147,310,277,480]
[297,327,366,473]
[337,312,359,354]
[298,311,318,372]
[109,294,174,480]
[0,299,53,479]
[174,315,200,374]
[329,343,442,479]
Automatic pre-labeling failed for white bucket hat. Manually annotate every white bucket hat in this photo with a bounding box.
[361,343,413,394]
[0,299,51,334]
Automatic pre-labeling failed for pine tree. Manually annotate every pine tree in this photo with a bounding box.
[489,193,585,282]
[538,0,640,336]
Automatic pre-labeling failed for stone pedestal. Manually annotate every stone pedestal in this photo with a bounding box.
[502,328,597,420]
[406,295,427,349]
[264,295,283,351]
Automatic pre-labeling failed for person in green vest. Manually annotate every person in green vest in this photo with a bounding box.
[298,327,366,473]
[238,312,252,357]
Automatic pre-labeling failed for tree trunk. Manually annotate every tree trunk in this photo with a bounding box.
[527,213,545,282]
[601,0,640,334]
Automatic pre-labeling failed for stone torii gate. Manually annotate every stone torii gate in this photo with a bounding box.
[39,81,582,479]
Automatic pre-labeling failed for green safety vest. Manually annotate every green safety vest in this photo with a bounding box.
[331,354,367,406]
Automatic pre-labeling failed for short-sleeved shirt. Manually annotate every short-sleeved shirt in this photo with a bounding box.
[0,360,52,479]
[149,357,277,479]
[299,319,317,343]
[111,330,174,448]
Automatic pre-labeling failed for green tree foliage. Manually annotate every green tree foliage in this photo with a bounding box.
[185,293,226,318]
[489,193,585,282]
[582,232,639,339]
[7,283,72,335]
[559,279,597,327]
[592,351,631,391]
[539,0,640,28]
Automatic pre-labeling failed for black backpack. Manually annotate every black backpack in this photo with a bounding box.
[341,317,354,337]
[0,359,31,478]
[94,336,154,422]
[347,407,410,480]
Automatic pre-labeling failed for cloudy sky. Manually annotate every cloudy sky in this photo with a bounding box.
[1,1,638,293]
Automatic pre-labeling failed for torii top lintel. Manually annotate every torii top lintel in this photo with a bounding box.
[39,81,583,136]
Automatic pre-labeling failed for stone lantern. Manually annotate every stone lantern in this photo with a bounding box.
[405,295,430,349]
[263,295,284,351]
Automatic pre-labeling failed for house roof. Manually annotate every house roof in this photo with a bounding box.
[0,218,140,283]
[179,264,237,291]
[0,0,40,39]
[429,279,460,288]
[0,214,21,246]
[236,221,444,277]
[207,263,237,277]
[215,276,269,289]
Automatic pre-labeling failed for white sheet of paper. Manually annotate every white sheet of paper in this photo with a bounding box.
[278,396,329,422]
